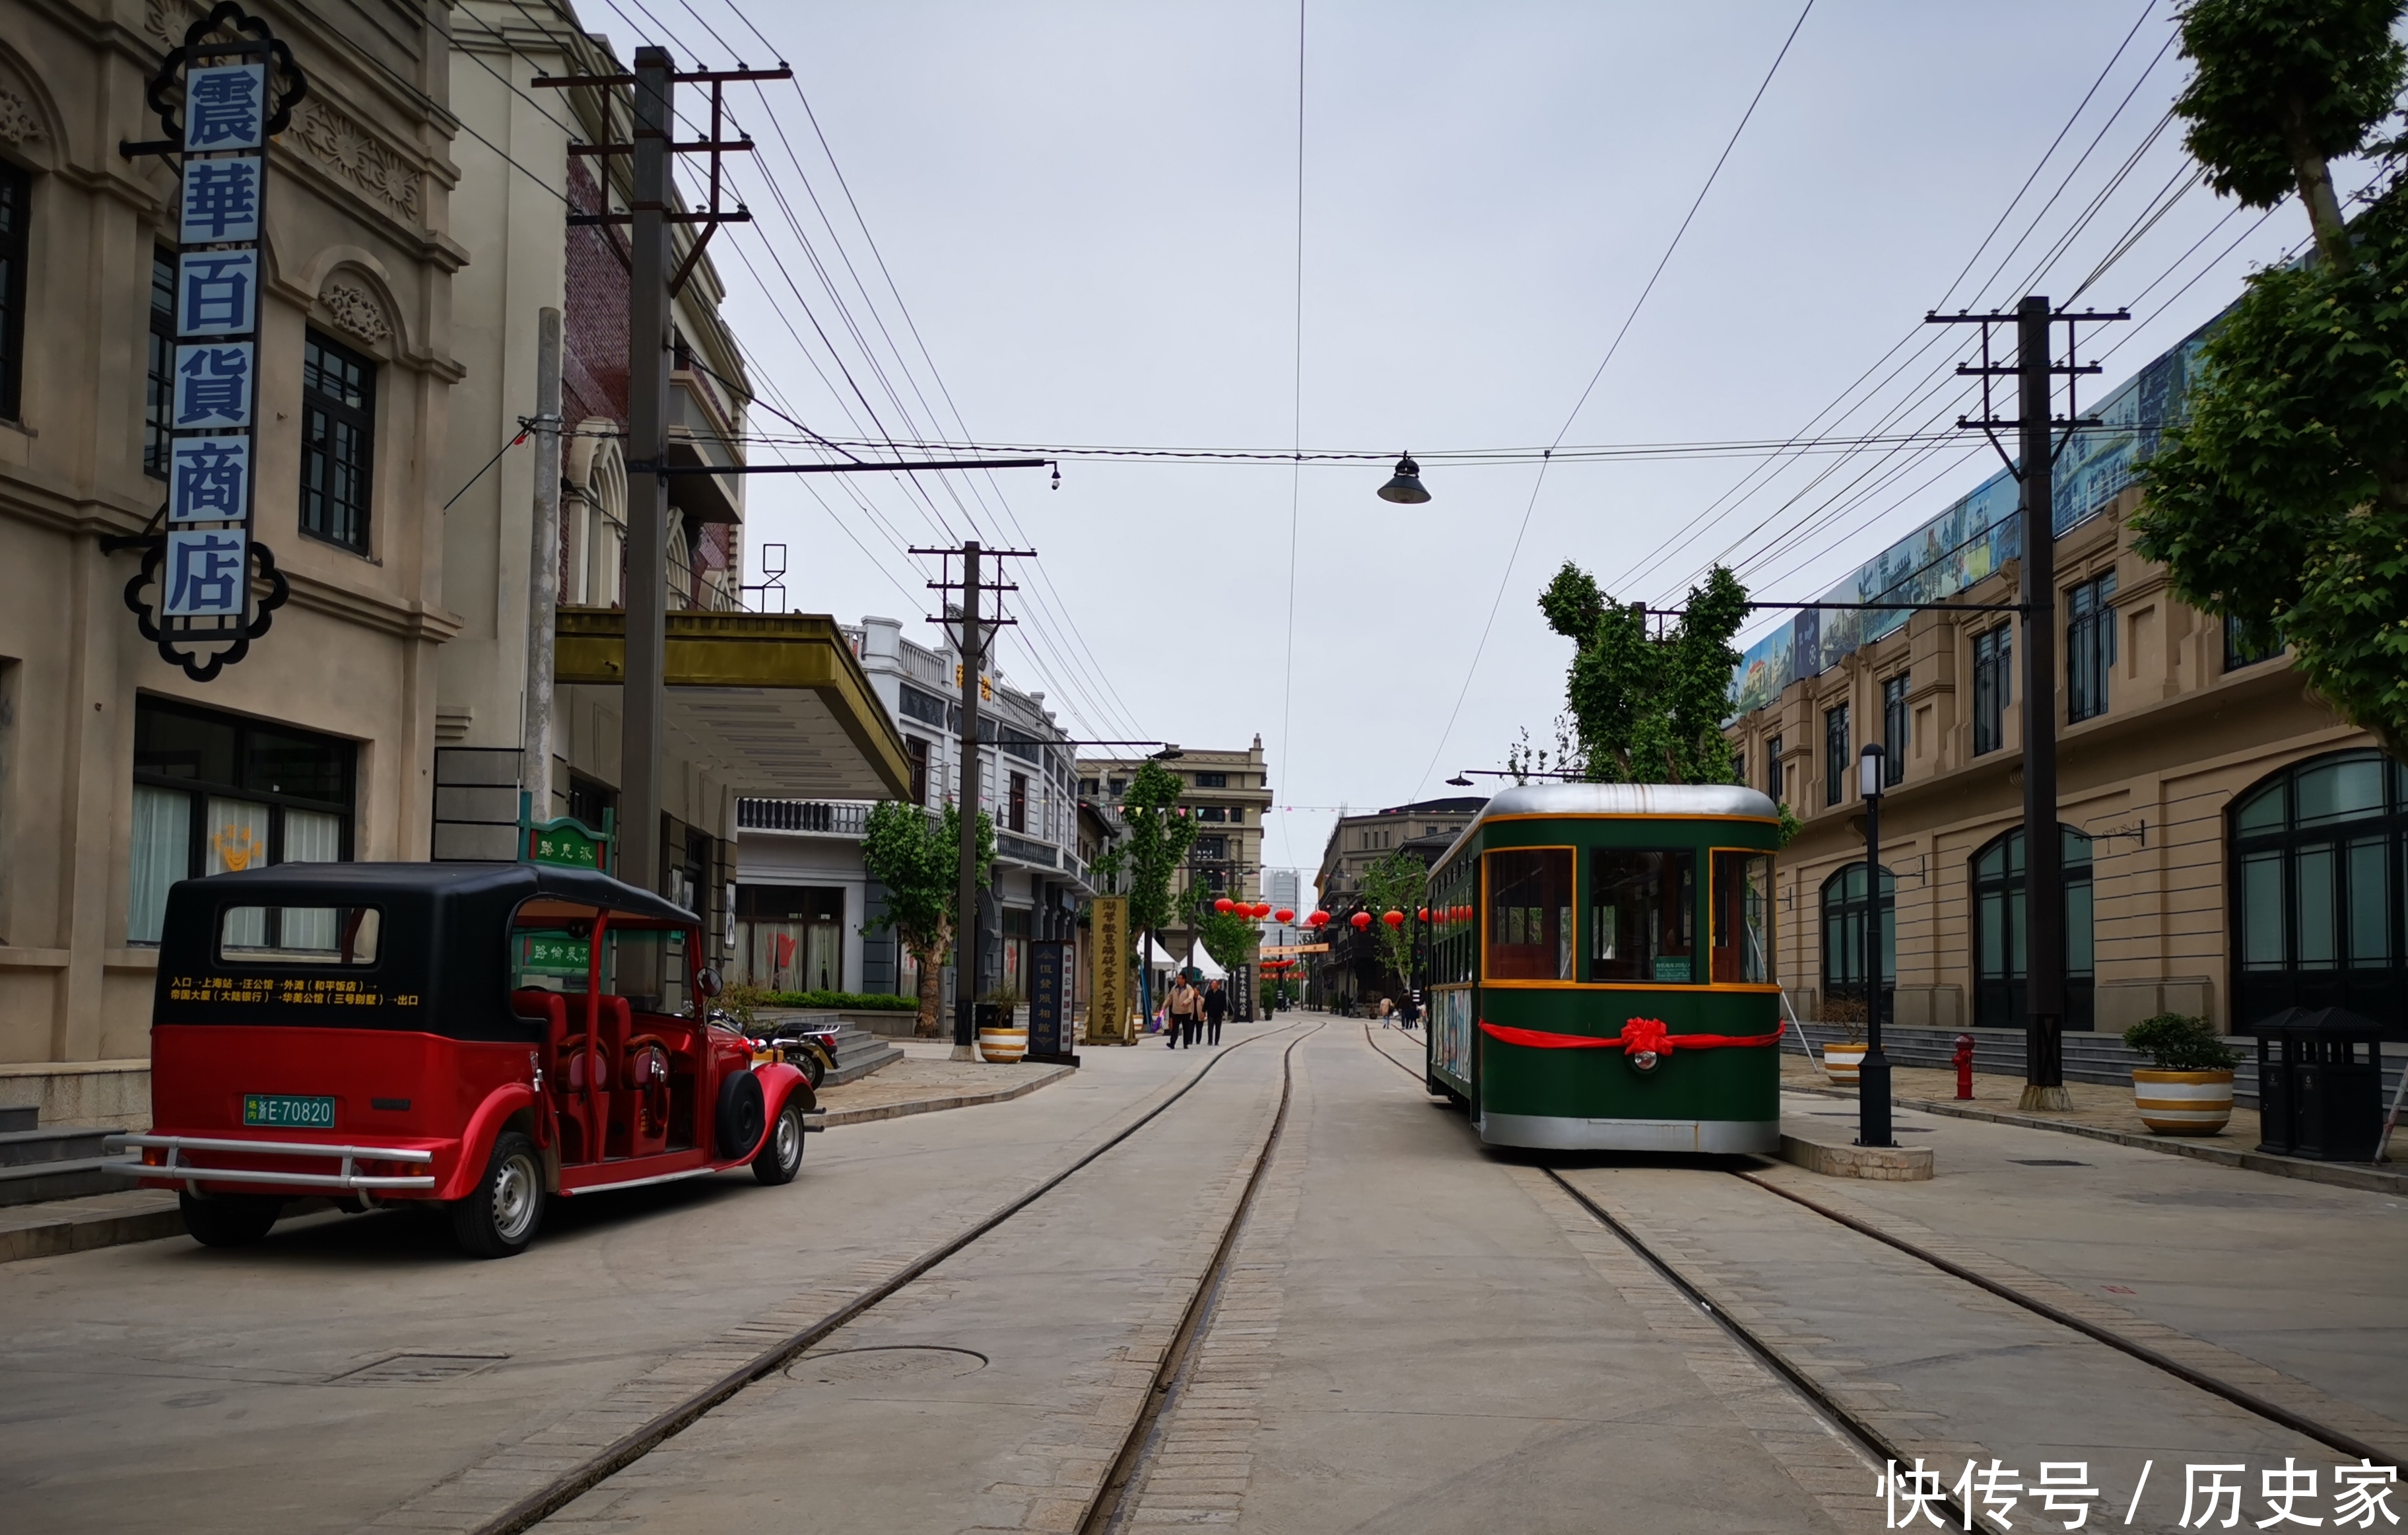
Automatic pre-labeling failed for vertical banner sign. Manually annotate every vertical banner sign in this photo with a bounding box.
[1089,897,1129,1045]
[117,5,302,681]
[1233,956,1254,1023]
[1026,939,1074,1066]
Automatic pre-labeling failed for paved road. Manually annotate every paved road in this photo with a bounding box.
[7,1013,2401,1534]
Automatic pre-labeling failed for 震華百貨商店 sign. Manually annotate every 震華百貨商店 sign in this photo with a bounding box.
[119,7,304,681]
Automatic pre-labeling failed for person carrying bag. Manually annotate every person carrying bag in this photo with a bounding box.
[1166,976,1200,1049]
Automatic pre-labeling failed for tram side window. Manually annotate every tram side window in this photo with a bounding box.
[1588,850,1698,983]
[1431,861,1476,985]
[1712,852,1773,984]
[1487,849,1572,980]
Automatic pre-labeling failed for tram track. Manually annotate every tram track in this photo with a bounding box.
[1354,1021,2403,1497]
[458,1020,1321,1535]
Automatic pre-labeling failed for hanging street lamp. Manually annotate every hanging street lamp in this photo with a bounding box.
[1376,452,1430,504]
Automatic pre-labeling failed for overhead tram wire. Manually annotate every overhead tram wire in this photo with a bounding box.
[1279,0,1306,870]
[1619,5,2178,604]
[439,5,1145,735]
[709,0,1150,743]
[1409,0,1817,799]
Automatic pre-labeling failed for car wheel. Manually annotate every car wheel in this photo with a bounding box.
[716,1069,766,1160]
[752,1100,805,1186]
[180,1190,281,1248]
[450,1130,543,1260]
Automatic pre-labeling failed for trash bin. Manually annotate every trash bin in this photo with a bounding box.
[2252,1007,2384,1161]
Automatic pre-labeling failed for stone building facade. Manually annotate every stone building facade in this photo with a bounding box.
[0,0,463,1121]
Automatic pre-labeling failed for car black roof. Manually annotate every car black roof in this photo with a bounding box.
[184,860,698,924]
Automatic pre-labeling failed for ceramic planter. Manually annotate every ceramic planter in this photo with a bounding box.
[1821,1042,1866,1086]
[978,1025,1028,1064]
[2131,1068,2233,1135]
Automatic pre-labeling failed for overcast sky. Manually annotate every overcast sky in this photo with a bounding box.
[582,0,2350,883]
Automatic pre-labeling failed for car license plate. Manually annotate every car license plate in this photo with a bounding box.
[242,1093,336,1129]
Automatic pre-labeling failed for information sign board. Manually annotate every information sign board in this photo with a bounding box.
[1088,897,1130,1045]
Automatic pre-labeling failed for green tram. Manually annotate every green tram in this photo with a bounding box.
[1423,784,1783,1153]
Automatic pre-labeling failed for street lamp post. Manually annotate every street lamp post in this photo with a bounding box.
[1857,744,1893,1148]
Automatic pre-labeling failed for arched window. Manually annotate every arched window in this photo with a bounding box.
[1820,863,1894,1021]
[2230,749,2408,1035]
[1969,826,2094,1030]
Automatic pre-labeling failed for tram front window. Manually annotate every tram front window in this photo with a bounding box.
[1589,848,1697,983]
[1487,848,1573,980]
[1712,851,1773,983]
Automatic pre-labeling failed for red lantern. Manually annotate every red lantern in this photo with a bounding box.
[1417,906,1429,921]
[1213,897,1234,914]
[1383,910,1405,928]
[1254,902,1272,919]
[1275,908,1294,924]
[1350,911,1372,930]
[1308,910,1329,927]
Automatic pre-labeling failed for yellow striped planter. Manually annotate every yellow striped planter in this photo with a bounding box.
[2131,1069,2234,1136]
[1821,1043,1866,1087]
[978,1026,1028,1064]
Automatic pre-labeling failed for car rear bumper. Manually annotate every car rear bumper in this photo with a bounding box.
[104,1133,438,1193]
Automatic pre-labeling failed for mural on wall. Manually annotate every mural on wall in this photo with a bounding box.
[1727,316,2216,716]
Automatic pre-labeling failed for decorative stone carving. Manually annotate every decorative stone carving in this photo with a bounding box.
[145,0,184,44]
[0,83,44,144]
[320,282,391,343]
[292,100,422,224]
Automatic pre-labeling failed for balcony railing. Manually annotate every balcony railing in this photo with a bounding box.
[737,799,869,835]
[997,831,1056,868]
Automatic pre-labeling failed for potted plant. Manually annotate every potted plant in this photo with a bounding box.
[976,990,1028,1064]
[2122,1013,2239,1135]
[1819,995,1867,1085]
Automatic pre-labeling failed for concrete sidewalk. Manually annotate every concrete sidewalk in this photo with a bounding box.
[1780,1052,2408,1196]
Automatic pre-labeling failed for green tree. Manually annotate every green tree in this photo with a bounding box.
[1529,562,1751,784]
[1194,906,1259,971]
[1358,849,1427,992]
[1119,760,1199,938]
[2134,0,2408,761]
[859,800,994,1037]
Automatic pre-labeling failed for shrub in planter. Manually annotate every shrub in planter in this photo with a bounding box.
[1819,994,1868,1085]
[762,990,920,1012]
[2121,1013,2238,1136]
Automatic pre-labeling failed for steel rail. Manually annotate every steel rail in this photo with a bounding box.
[468,1019,1318,1535]
[1082,1021,1325,1534]
[1353,1025,2403,1494]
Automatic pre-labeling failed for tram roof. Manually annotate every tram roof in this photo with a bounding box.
[1434,782,1779,868]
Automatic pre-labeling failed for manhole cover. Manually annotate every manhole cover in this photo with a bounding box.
[333,1353,508,1384]
[2009,1158,2089,1167]
[786,1346,987,1386]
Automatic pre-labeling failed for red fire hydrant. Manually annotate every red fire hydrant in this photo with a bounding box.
[1953,1033,1976,1099]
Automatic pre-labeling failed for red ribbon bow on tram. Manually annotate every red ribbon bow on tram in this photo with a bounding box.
[1477,1017,1784,1056]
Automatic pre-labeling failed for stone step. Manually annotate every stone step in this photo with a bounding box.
[0,1125,115,1169]
[753,1011,902,1087]
[0,1153,141,1208]
[0,1106,36,1134]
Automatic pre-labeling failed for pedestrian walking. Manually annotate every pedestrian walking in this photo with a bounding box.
[1203,978,1227,1046]
[1376,997,1395,1029]
[1166,975,1200,1049]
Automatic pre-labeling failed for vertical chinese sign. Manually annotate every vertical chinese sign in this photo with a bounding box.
[1088,896,1129,1046]
[1026,939,1074,1066]
[118,6,301,681]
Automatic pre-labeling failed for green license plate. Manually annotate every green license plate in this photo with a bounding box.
[242,1093,336,1129]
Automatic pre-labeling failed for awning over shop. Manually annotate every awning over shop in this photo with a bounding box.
[554,609,912,800]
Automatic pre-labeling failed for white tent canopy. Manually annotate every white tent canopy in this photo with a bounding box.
[1187,944,1226,981]
[1144,937,1182,969]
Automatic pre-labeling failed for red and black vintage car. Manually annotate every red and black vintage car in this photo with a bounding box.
[110,862,814,1258]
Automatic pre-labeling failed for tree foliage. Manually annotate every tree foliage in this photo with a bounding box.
[2133,0,2408,761]
[1358,849,1427,992]
[1529,561,1751,784]
[1117,759,1199,938]
[2172,0,2404,262]
[860,800,994,1037]
[1195,906,1259,970]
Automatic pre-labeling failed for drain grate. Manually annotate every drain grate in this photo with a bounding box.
[2009,1158,2090,1167]
[333,1353,508,1384]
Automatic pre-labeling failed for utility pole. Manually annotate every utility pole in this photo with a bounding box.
[535,51,788,898]
[953,541,984,1061]
[523,307,564,817]
[2015,296,2069,1113]
[912,540,1035,1060]
[1857,744,1892,1147]
[619,46,672,895]
[1929,296,2124,1113]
